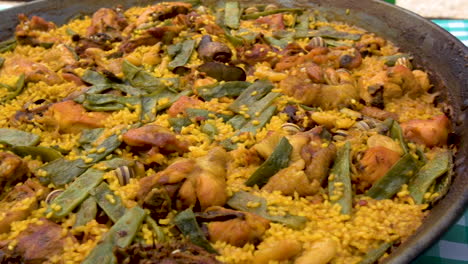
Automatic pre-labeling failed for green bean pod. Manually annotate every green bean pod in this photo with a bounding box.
[366,153,419,200]
[0,127,40,146]
[245,136,292,187]
[73,196,98,228]
[45,168,104,219]
[408,151,451,204]
[328,141,352,215]
[90,182,127,223]
[358,241,394,264]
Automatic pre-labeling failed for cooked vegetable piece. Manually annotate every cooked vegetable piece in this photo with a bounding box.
[239,105,276,134]
[0,38,16,53]
[82,206,146,264]
[227,191,307,229]
[201,123,218,140]
[245,137,292,187]
[12,146,62,162]
[382,53,412,66]
[228,115,247,130]
[429,163,453,205]
[229,80,274,113]
[295,12,310,38]
[1,73,26,103]
[146,216,166,242]
[173,208,218,254]
[168,39,196,70]
[324,39,353,47]
[39,158,88,186]
[197,81,251,101]
[168,117,192,133]
[389,120,409,154]
[0,128,40,146]
[225,2,240,29]
[123,60,179,92]
[81,94,140,111]
[0,57,4,68]
[241,8,303,19]
[79,128,104,149]
[90,182,127,222]
[309,28,361,40]
[366,153,420,200]
[408,151,451,204]
[198,62,246,82]
[81,70,110,85]
[73,196,98,228]
[328,141,352,215]
[358,241,394,264]
[45,168,104,219]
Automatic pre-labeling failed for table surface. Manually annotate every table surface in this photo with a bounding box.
[0,1,467,264]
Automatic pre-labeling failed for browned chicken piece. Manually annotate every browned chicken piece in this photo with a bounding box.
[83,48,123,76]
[193,15,224,36]
[304,143,337,184]
[305,63,325,83]
[401,114,450,147]
[253,131,284,160]
[318,83,359,110]
[15,14,58,46]
[255,14,285,30]
[167,96,202,117]
[361,106,399,121]
[0,180,48,234]
[138,147,229,214]
[123,124,189,155]
[359,65,425,108]
[303,46,330,65]
[253,239,302,264]
[129,2,192,31]
[1,55,62,85]
[357,146,401,190]
[263,160,321,196]
[355,34,386,54]
[279,72,321,106]
[38,100,109,133]
[14,219,69,264]
[280,42,306,57]
[86,7,128,39]
[275,55,305,72]
[120,25,184,53]
[0,152,28,191]
[206,207,270,247]
[178,147,229,210]
[238,44,277,66]
[42,44,78,72]
[387,65,424,97]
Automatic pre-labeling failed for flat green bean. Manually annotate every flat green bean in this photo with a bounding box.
[90,182,127,223]
[73,197,98,228]
[408,151,451,204]
[245,136,292,187]
[328,141,352,214]
[366,153,420,200]
[45,168,104,219]
[0,128,40,146]
[241,8,303,19]
[168,39,196,70]
[224,2,240,29]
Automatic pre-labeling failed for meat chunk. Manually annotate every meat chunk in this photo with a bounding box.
[255,14,285,30]
[206,207,270,247]
[0,152,28,191]
[279,73,321,106]
[361,106,399,121]
[167,96,202,117]
[238,44,277,66]
[38,100,109,133]
[304,143,337,184]
[401,114,450,147]
[15,14,58,47]
[14,219,68,264]
[114,241,222,264]
[138,147,229,214]
[86,7,127,39]
[120,25,183,53]
[178,147,229,210]
[0,180,48,234]
[357,146,401,191]
[1,55,62,85]
[130,2,192,30]
[123,124,189,155]
[263,160,320,196]
[83,48,123,76]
